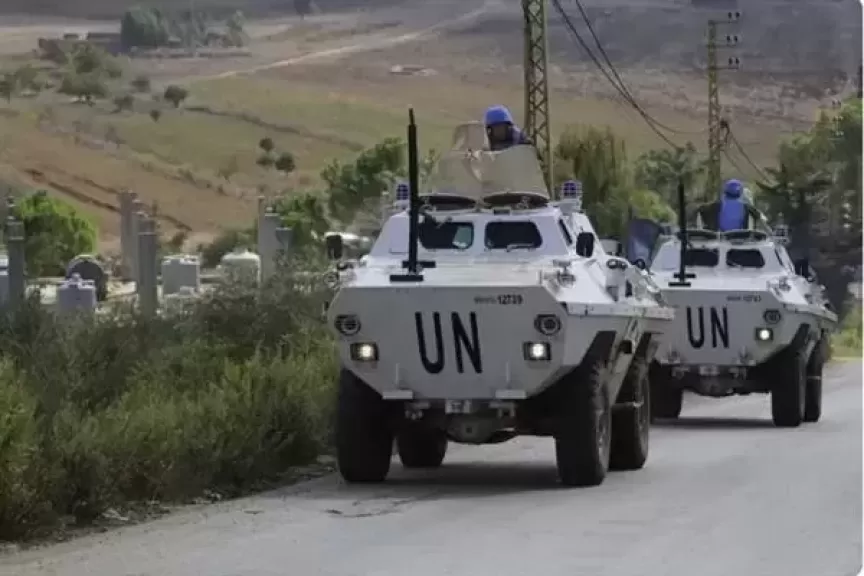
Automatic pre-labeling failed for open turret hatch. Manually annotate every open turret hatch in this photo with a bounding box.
[421,122,549,209]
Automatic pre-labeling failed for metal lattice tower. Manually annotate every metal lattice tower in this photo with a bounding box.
[522,0,553,194]
[706,20,721,202]
[705,12,740,202]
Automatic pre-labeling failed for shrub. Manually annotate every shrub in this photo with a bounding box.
[12,190,98,277]
[0,258,337,539]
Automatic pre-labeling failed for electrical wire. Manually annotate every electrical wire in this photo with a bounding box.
[548,0,679,150]
[567,0,706,137]
[727,129,771,182]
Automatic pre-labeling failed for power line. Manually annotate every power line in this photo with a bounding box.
[548,0,679,150]
[568,0,705,137]
[727,129,771,182]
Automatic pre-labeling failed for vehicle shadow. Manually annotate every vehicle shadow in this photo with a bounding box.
[269,461,570,509]
[653,416,776,429]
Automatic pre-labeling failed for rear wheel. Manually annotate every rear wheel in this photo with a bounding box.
[771,349,806,428]
[804,339,826,423]
[336,369,395,483]
[554,356,611,487]
[610,355,650,471]
[397,424,448,469]
[649,363,683,420]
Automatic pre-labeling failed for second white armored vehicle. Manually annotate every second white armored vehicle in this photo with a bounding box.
[643,222,837,428]
[326,115,674,487]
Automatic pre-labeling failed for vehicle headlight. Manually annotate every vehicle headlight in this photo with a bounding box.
[350,342,378,362]
[523,342,551,362]
[754,327,773,342]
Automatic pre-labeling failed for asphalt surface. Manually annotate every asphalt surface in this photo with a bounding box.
[2,361,861,576]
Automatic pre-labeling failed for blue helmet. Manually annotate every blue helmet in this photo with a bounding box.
[723,178,744,199]
[484,105,515,126]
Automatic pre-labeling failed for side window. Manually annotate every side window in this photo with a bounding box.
[485,221,543,250]
[558,219,574,245]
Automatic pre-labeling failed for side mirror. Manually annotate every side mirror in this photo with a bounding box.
[325,234,344,261]
[575,232,595,258]
[793,258,810,278]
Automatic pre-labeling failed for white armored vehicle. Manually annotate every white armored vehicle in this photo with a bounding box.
[641,217,838,428]
[326,112,674,487]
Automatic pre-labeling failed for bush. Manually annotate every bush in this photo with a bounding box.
[12,191,97,277]
[0,259,337,539]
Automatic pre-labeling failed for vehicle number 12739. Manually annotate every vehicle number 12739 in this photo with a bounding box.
[496,294,523,305]
[473,294,524,305]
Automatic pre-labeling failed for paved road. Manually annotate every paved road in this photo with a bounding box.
[2,361,861,576]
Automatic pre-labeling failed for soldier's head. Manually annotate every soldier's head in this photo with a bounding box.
[484,105,515,144]
[722,178,744,200]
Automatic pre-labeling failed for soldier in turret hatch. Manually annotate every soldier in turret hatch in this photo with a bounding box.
[483,105,532,151]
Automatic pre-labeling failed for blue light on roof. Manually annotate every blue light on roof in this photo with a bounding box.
[561,179,582,198]
[395,182,410,201]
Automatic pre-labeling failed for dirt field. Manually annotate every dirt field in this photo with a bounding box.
[0,0,858,251]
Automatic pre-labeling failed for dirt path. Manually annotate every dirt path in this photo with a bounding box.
[185,0,496,83]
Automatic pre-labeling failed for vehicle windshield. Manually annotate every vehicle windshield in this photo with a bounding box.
[418,220,474,250]
[726,248,765,268]
[485,221,542,250]
[653,246,719,270]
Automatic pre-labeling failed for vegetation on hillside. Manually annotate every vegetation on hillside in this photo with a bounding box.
[120,6,248,50]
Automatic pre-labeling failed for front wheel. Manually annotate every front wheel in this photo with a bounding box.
[804,338,827,423]
[610,355,650,471]
[554,356,611,487]
[649,363,683,420]
[335,369,395,483]
[771,349,806,428]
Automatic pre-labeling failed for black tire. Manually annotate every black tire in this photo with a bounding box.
[610,355,650,471]
[804,339,826,423]
[397,425,448,469]
[771,349,806,428]
[554,356,611,487]
[649,362,683,420]
[335,369,395,483]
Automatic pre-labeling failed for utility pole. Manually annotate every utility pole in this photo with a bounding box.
[522,0,553,194]
[705,11,741,201]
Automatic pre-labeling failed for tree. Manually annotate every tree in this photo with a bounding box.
[272,192,329,247]
[634,142,706,204]
[163,85,189,108]
[59,73,108,104]
[131,74,151,93]
[113,94,134,112]
[274,152,296,174]
[755,97,862,316]
[70,43,121,78]
[120,7,170,49]
[0,74,13,103]
[11,190,97,276]
[323,137,405,225]
[258,137,275,154]
[225,11,248,47]
[149,109,162,122]
[11,64,39,93]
